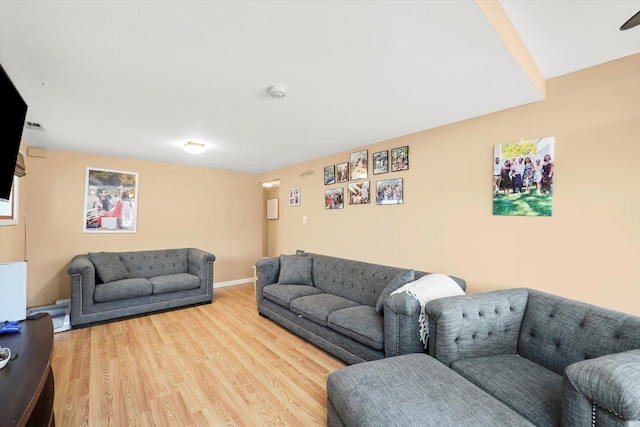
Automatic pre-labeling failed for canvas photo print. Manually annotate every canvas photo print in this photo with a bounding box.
[348,181,370,205]
[376,178,403,205]
[350,150,368,180]
[373,150,389,175]
[493,137,555,216]
[325,188,344,209]
[83,167,138,232]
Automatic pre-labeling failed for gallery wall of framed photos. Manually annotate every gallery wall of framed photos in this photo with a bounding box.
[323,146,409,209]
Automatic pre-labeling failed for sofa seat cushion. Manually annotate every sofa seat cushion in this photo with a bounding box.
[94,278,152,303]
[328,353,535,427]
[290,294,360,327]
[149,273,200,295]
[263,284,323,308]
[452,354,562,427]
[328,305,384,350]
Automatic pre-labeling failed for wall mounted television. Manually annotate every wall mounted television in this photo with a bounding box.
[0,63,28,201]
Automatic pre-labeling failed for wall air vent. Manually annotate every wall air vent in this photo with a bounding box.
[26,121,45,131]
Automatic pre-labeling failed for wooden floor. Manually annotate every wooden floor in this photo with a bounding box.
[51,283,346,426]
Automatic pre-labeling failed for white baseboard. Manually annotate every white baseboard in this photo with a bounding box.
[213,278,253,288]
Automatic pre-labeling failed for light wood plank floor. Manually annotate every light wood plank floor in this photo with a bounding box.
[51,283,346,426]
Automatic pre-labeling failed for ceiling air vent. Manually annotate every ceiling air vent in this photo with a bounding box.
[26,121,45,131]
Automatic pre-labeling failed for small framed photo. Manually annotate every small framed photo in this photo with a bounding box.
[325,188,344,209]
[324,165,336,185]
[391,146,409,172]
[289,187,300,206]
[350,150,368,180]
[376,178,403,205]
[373,150,389,175]
[336,162,349,183]
[348,181,370,205]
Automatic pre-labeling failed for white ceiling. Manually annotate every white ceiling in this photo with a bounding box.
[1,1,638,174]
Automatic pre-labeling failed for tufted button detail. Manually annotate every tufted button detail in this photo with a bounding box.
[462,312,467,318]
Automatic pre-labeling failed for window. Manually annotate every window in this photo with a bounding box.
[0,178,19,226]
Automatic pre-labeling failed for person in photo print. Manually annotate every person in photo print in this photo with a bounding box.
[541,154,554,194]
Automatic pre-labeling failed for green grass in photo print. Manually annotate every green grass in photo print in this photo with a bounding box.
[493,192,553,216]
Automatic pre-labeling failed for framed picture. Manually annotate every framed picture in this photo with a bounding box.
[289,187,301,206]
[391,146,409,172]
[348,181,370,205]
[350,150,368,180]
[336,162,349,183]
[325,188,344,209]
[493,136,555,216]
[83,167,138,233]
[376,178,403,205]
[324,165,336,185]
[373,150,389,175]
[267,198,279,219]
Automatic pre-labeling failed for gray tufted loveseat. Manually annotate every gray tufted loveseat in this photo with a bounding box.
[425,288,640,426]
[255,253,466,365]
[68,248,215,328]
[327,288,640,426]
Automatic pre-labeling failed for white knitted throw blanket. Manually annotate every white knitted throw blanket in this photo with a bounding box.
[391,273,465,348]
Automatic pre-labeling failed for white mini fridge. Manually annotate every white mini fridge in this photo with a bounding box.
[0,261,27,322]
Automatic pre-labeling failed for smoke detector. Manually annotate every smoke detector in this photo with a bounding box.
[267,84,288,99]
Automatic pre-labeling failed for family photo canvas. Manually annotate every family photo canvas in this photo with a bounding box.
[493,137,555,216]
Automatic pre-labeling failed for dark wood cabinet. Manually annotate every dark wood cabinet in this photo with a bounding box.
[0,315,55,426]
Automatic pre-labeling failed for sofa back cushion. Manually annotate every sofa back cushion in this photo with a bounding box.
[119,248,190,278]
[277,254,314,286]
[518,290,640,375]
[310,254,411,307]
[89,252,130,283]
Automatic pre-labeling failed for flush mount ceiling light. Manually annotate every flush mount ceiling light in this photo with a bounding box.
[267,84,288,99]
[183,141,206,154]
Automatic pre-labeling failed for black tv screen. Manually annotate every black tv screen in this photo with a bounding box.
[0,63,28,201]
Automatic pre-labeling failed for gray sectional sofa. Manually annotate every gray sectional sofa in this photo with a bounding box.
[327,288,640,426]
[255,253,466,365]
[68,248,215,328]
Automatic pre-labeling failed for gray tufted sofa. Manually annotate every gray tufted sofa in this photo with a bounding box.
[68,248,215,328]
[327,288,640,426]
[255,253,466,365]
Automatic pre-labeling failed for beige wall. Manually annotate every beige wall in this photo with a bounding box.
[3,149,262,307]
[260,55,640,316]
[3,55,638,314]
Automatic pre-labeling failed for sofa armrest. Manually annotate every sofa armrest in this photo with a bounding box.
[255,257,280,302]
[425,288,529,366]
[562,349,640,426]
[187,248,216,291]
[383,292,425,356]
[67,254,97,326]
